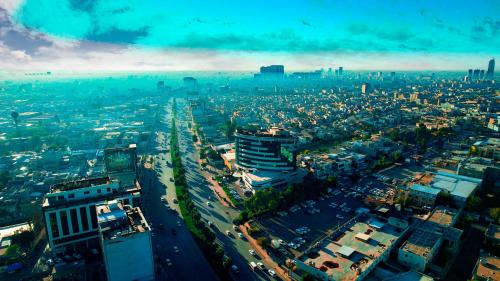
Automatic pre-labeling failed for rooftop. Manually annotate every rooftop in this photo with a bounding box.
[300,216,405,280]
[97,200,149,240]
[474,253,500,280]
[401,228,440,258]
[51,176,111,193]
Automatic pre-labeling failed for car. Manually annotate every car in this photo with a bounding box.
[207,221,213,227]
[249,249,256,256]
[173,246,180,253]
[206,201,211,206]
[238,233,244,239]
[257,262,265,270]
[249,261,257,271]
[232,225,238,231]
[173,198,178,204]
[46,258,54,266]
[231,265,239,273]
[226,230,231,236]
[268,269,276,277]
[165,258,173,266]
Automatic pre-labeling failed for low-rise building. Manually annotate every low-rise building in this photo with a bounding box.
[471,252,500,281]
[296,214,409,281]
[398,207,462,272]
[408,184,441,208]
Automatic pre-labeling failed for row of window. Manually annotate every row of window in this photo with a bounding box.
[49,205,98,239]
[55,188,113,201]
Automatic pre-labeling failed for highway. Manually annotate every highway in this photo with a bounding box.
[140,97,219,281]
[173,99,277,281]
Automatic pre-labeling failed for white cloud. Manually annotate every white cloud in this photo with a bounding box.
[0,0,24,14]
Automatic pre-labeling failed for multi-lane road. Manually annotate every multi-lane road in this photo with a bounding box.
[141,97,278,281]
[140,98,218,281]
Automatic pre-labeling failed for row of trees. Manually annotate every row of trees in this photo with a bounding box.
[234,175,329,224]
[170,103,231,280]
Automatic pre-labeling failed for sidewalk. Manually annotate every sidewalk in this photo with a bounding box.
[240,222,292,281]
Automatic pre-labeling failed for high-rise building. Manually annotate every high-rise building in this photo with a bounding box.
[338,67,343,76]
[235,128,303,191]
[183,77,197,90]
[98,200,154,281]
[255,65,285,80]
[468,69,473,78]
[235,127,296,172]
[473,69,480,80]
[479,70,485,79]
[361,83,372,94]
[486,58,495,79]
[43,144,142,255]
[42,177,142,255]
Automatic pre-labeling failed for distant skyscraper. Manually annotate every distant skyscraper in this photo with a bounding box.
[473,69,480,80]
[390,72,396,81]
[183,77,197,89]
[255,65,285,80]
[468,69,473,78]
[361,83,372,94]
[486,58,495,79]
[338,67,343,76]
[479,70,485,79]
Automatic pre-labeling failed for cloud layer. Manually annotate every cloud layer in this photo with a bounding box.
[0,0,499,71]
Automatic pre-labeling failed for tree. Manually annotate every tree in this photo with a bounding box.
[11,111,19,127]
[466,195,482,211]
[326,175,337,185]
[301,272,315,281]
[490,207,500,224]
[256,236,270,248]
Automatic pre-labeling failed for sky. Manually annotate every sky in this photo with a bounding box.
[0,0,499,71]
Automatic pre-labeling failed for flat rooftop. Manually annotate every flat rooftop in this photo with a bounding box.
[300,216,405,280]
[474,253,500,280]
[427,207,457,227]
[97,201,149,240]
[51,177,111,193]
[401,228,440,258]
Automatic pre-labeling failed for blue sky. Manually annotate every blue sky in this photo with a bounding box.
[0,0,498,71]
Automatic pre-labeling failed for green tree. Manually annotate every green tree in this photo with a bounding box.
[466,195,482,211]
[490,207,500,224]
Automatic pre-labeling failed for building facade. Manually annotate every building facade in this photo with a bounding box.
[98,200,154,281]
[42,177,141,255]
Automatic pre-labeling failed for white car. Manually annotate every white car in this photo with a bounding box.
[257,262,265,270]
[238,233,244,238]
[268,269,276,277]
[249,249,256,256]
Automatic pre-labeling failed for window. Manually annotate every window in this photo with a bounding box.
[80,207,89,231]
[89,205,98,229]
[49,212,59,238]
[97,189,101,194]
[60,210,70,236]
[57,195,64,200]
[68,194,75,199]
[83,191,90,195]
[70,209,79,233]
[106,188,111,192]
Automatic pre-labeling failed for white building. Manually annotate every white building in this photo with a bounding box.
[42,177,142,255]
[98,200,154,281]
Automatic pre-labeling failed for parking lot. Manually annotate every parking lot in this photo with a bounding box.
[257,191,363,257]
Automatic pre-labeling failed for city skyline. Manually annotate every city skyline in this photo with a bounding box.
[0,0,499,71]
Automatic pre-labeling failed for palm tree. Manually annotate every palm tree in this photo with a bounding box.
[11,111,19,127]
